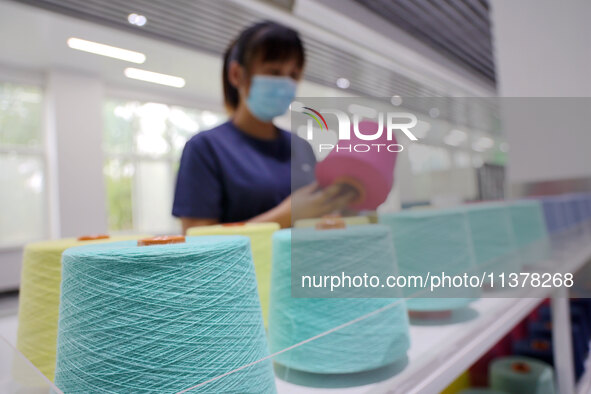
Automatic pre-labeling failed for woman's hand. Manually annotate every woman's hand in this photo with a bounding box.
[249,182,358,228]
[287,182,359,221]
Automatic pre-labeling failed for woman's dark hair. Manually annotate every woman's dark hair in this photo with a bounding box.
[222,21,305,113]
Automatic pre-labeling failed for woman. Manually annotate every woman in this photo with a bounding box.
[173,21,355,232]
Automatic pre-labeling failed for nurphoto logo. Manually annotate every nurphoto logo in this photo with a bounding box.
[295,103,419,153]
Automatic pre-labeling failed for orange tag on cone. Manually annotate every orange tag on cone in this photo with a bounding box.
[78,234,110,241]
[137,235,186,246]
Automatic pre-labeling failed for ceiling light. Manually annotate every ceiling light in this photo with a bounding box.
[124,68,185,88]
[478,136,494,148]
[472,136,494,151]
[128,13,147,26]
[412,120,430,139]
[391,95,402,106]
[67,37,145,63]
[336,77,350,89]
[444,129,467,146]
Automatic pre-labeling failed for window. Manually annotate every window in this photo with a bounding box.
[407,143,452,174]
[0,82,46,246]
[103,99,225,234]
[453,150,472,168]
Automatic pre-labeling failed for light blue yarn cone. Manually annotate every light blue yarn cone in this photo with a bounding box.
[54,236,276,394]
[490,356,555,394]
[539,196,569,234]
[268,226,410,374]
[507,200,550,266]
[379,209,480,312]
[463,203,522,277]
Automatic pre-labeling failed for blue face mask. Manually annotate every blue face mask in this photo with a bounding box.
[246,75,297,122]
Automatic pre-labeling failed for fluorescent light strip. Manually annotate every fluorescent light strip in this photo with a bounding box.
[124,68,185,88]
[444,129,467,146]
[67,37,145,64]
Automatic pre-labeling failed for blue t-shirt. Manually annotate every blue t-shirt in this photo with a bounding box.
[172,121,316,223]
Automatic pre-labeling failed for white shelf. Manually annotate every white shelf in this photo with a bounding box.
[276,295,548,394]
[1,237,590,394]
[277,238,591,394]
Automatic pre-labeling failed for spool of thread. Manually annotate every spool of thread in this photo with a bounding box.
[567,193,591,224]
[583,193,591,229]
[559,195,579,227]
[294,215,370,228]
[16,234,147,381]
[538,197,562,234]
[379,209,480,312]
[507,200,550,266]
[54,235,275,393]
[538,195,578,234]
[187,222,278,326]
[584,193,591,219]
[489,357,555,394]
[268,225,410,374]
[464,203,521,278]
[315,120,398,210]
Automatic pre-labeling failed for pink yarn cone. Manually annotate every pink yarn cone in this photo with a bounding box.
[315,120,399,210]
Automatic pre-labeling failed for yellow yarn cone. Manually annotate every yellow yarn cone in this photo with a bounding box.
[294,215,370,228]
[16,234,148,381]
[187,222,279,325]
[442,371,471,393]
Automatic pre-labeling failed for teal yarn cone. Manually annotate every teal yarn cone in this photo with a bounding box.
[54,236,276,393]
[464,203,522,277]
[507,200,550,266]
[490,356,555,394]
[379,209,480,312]
[268,226,410,374]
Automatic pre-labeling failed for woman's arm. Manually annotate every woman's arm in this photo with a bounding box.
[249,183,358,229]
[248,202,291,229]
[180,184,357,232]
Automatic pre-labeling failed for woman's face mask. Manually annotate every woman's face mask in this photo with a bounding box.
[246,75,297,122]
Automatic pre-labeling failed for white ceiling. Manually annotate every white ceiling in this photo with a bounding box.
[0,0,501,148]
[0,0,348,109]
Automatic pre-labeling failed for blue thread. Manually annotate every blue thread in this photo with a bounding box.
[507,200,550,265]
[54,236,276,393]
[268,226,410,374]
[380,209,480,312]
[490,356,555,393]
[463,203,522,277]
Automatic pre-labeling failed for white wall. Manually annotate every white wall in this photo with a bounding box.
[491,0,591,183]
[491,0,591,97]
[46,71,107,237]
